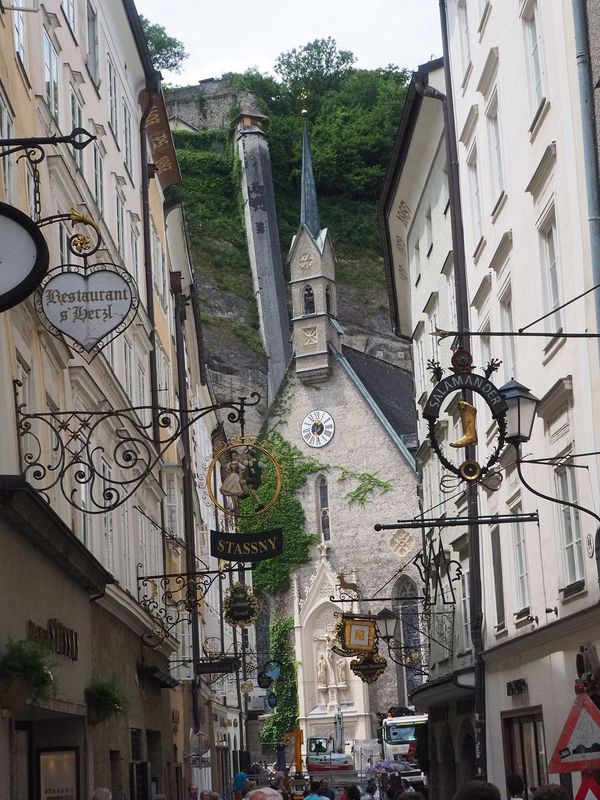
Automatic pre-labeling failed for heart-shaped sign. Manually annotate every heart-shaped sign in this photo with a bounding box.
[36,262,139,359]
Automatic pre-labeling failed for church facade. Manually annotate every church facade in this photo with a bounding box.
[260,117,423,752]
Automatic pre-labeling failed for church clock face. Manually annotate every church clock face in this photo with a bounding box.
[301,410,335,448]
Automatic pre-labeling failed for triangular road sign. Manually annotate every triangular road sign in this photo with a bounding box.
[549,692,600,772]
[575,775,600,800]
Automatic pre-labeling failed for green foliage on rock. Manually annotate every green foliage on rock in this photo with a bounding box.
[240,432,323,594]
[259,615,298,745]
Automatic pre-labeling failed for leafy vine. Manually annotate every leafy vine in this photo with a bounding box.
[338,468,393,507]
[259,615,298,746]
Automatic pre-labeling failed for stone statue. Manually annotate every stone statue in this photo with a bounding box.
[317,653,328,687]
[336,657,347,687]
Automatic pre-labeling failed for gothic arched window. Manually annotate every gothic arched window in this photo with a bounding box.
[393,576,423,697]
[317,475,330,541]
[303,284,316,315]
[325,285,332,315]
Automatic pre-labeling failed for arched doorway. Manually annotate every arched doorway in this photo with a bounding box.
[457,721,476,786]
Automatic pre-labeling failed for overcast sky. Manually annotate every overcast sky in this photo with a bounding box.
[133,0,442,85]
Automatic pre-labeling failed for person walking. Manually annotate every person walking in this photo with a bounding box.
[92,791,112,800]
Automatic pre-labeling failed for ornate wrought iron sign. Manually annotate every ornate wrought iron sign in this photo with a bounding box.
[223,582,260,627]
[205,435,282,518]
[36,260,139,359]
[350,648,387,684]
[195,656,241,675]
[423,349,507,484]
[210,528,283,562]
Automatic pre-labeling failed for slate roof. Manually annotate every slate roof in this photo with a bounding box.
[341,345,418,452]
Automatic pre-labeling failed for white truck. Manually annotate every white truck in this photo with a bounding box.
[380,714,428,784]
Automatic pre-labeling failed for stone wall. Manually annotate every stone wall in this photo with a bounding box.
[165,78,257,131]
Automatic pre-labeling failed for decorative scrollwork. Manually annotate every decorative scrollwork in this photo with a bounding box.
[383,609,454,677]
[15,383,261,513]
[37,207,102,256]
[137,564,229,647]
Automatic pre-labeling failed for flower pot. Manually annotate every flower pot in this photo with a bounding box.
[0,677,31,709]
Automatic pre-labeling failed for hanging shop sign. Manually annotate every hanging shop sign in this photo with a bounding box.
[257,672,272,689]
[223,582,260,627]
[339,616,377,654]
[195,656,241,675]
[422,348,508,485]
[350,649,387,684]
[36,261,139,359]
[0,201,49,312]
[267,692,278,708]
[210,528,283,562]
[548,690,600,772]
[206,435,283,519]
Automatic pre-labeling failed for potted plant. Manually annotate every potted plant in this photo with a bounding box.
[85,677,129,725]
[0,639,55,707]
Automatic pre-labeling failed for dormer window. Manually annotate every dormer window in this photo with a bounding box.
[303,285,316,315]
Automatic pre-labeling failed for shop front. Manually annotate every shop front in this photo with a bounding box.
[0,478,112,799]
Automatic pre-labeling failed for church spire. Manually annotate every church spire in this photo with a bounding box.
[300,111,321,240]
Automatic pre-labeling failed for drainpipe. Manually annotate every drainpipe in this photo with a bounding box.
[572,0,600,364]
[416,1,486,779]
[140,71,162,444]
[173,276,201,731]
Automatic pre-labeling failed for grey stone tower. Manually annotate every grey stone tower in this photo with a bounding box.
[236,109,292,402]
[289,114,341,384]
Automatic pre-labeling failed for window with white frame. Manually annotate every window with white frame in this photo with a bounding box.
[425,207,433,257]
[460,564,471,650]
[43,31,59,119]
[524,0,544,112]
[70,87,83,170]
[123,101,133,174]
[123,338,132,398]
[26,162,36,219]
[86,2,99,83]
[13,0,26,65]
[499,285,517,380]
[166,474,179,538]
[412,238,421,285]
[63,0,75,32]
[480,320,491,370]
[539,212,562,331]
[93,143,104,212]
[555,462,583,586]
[122,504,131,590]
[129,222,139,284]
[137,362,147,407]
[490,525,505,629]
[415,335,426,395]
[512,504,529,611]
[102,461,114,572]
[107,55,118,134]
[0,95,14,202]
[447,267,458,330]
[79,479,91,549]
[457,0,472,77]
[317,475,330,542]
[59,223,74,264]
[467,144,483,244]
[487,92,505,200]
[116,192,125,256]
[430,309,440,364]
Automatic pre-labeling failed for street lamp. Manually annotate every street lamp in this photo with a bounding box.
[499,380,600,583]
[376,608,398,643]
[499,379,539,445]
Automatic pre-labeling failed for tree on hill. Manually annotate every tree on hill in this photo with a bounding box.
[274,36,356,110]
[139,15,187,73]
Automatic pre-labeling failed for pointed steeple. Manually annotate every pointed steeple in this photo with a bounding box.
[300,112,321,240]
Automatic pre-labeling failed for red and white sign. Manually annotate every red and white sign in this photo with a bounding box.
[574,774,600,800]
[549,692,600,772]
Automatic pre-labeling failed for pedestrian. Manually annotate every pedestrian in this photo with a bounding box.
[319,779,335,800]
[188,787,199,800]
[532,786,569,800]
[454,781,502,800]
[346,786,362,800]
[152,795,168,800]
[400,780,415,795]
[507,775,524,800]
[234,772,250,800]
[200,791,211,800]
[306,781,326,800]
[92,791,112,800]
[247,788,284,800]
[363,784,381,800]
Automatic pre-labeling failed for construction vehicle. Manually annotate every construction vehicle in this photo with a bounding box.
[306,708,355,773]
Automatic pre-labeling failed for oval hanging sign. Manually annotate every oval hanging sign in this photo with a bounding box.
[36,261,139,360]
[223,582,260,628]
[0,201,49,312]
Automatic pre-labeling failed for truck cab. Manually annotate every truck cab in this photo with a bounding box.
[306,736,354,772]
[380,714,428,782]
